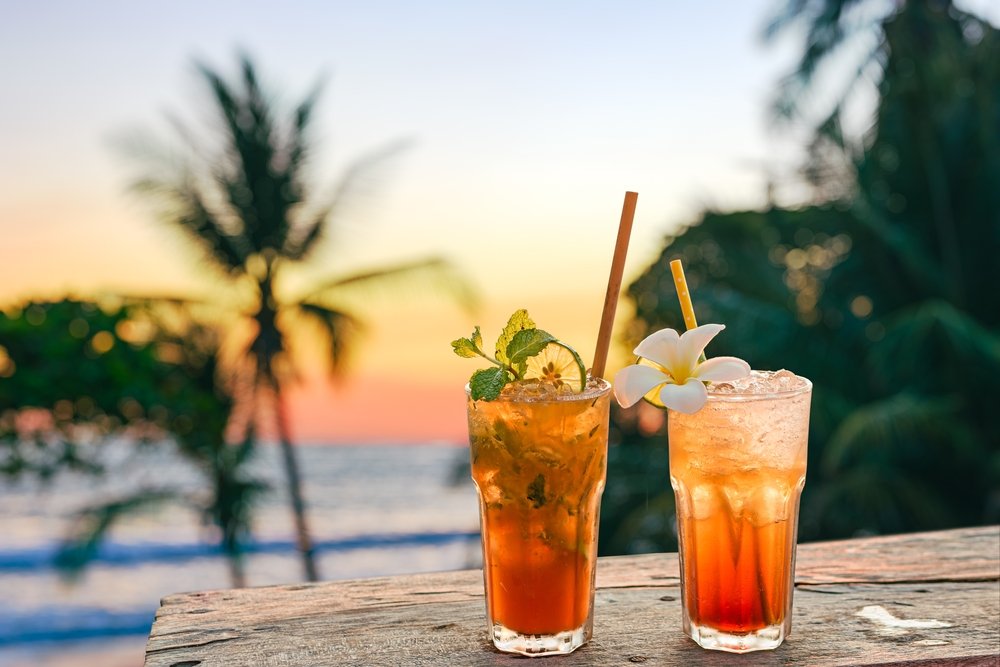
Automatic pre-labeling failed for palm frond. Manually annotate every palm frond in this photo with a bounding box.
[287,77,325,172]
[795,0,860,83]
[846,194,945,294]
[282,139,413,262]
[870,299,1000,386]
[56,490,182,576]
[821,392,961,475]
[108,292,216,315]
[297,256,477,313]
[134,173,251,274]
[766,0,893,120]
[230,423,259,467]
[672,284,798,354]
[291,302,362,377]
[197,57,296,254]
[763,0,811,41]
[282,211,327,262]
[203,461,267,557]
[805,32,883,154]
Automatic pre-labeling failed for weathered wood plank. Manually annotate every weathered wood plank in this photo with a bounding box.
[145,582,999,666]
[145,526,1000,666]
[793,525,1000,585]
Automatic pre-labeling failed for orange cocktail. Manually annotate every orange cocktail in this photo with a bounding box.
[467,378,611,656]
[668,370,811,652]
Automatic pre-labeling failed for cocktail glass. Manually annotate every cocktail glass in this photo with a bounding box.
[668,370,811,652]
[466,378,612,656]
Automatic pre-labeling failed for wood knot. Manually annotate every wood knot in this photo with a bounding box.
[659,595,676,602]
[629,657,649,663]
[170,662,202,667]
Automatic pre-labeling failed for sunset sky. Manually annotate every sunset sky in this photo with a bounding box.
[3,1,996,444]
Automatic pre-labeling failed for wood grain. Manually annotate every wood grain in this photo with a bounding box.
[145,526,1000,666]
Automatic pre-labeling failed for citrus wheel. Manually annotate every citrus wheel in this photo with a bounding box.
[636,356,669,408]
[523,341,587,392]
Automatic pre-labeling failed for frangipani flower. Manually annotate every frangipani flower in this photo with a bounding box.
[613,323,750,414]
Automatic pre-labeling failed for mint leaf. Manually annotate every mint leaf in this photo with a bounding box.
[527,473,547,508]
[495,309,535,365]
[507,328,555,365]
[451,338,478,358]
[454,310,544,400]
[470,367,510,401]
[451,326,484,359]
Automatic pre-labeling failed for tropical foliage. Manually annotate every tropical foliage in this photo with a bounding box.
[0,299,262,586]
[601,0,999,552]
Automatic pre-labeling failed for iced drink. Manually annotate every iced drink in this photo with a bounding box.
[668,370,811,652]
[467,378,611,656]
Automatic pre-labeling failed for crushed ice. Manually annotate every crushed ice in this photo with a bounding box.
[708,370,808,395]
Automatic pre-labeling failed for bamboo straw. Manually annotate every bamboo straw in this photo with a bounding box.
[591,191,638,379]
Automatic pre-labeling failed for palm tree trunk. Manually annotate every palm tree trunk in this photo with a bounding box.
[225,545,247,588]
[270,377,320,582]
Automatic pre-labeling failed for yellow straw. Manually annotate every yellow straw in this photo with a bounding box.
[669,259,698,330]
[669,259,706,362]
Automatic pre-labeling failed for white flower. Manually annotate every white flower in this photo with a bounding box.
[613,323,750,414]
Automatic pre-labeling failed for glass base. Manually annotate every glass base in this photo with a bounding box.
[686,621,785,653]
[491,622,589,656]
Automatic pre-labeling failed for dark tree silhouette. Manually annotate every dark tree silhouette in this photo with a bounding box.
[601,2,999,552]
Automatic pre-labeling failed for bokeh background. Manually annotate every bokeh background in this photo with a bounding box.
[1,1,998,665]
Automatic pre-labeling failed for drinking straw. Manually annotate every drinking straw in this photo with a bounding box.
[591,191,638,379]
[669,259,699,330]
[669,258,706,362]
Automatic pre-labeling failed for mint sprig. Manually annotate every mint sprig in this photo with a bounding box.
[451,309,557,400]
[495,309,534,366]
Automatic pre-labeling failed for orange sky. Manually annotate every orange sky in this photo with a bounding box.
[280,291,637,444]
[0,2,809,444]
[287,374,467,445]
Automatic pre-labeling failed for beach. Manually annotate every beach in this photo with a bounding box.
[0,443,480,667]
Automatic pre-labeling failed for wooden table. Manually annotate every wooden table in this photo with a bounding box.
[145,526,999,666]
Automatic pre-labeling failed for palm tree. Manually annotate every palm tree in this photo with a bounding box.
[765,0,994,198]
[131,55,469,581]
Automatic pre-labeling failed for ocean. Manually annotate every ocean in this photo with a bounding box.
[0,442,481,667]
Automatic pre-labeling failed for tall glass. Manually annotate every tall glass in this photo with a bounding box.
[466,379,611,656]
[668,370,811,653]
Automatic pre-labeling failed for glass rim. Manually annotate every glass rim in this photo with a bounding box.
[703,373,812,402]
[464,377,612,403]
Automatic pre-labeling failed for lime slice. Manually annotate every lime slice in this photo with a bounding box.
[637,356,669,408]
[524,340,587,392]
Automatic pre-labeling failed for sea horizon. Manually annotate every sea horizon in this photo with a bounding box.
[1,443,481,666]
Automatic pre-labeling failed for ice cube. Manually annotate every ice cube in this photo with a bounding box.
[749,483,791,527]
[687,482,724,520]
[723,484,751,519]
